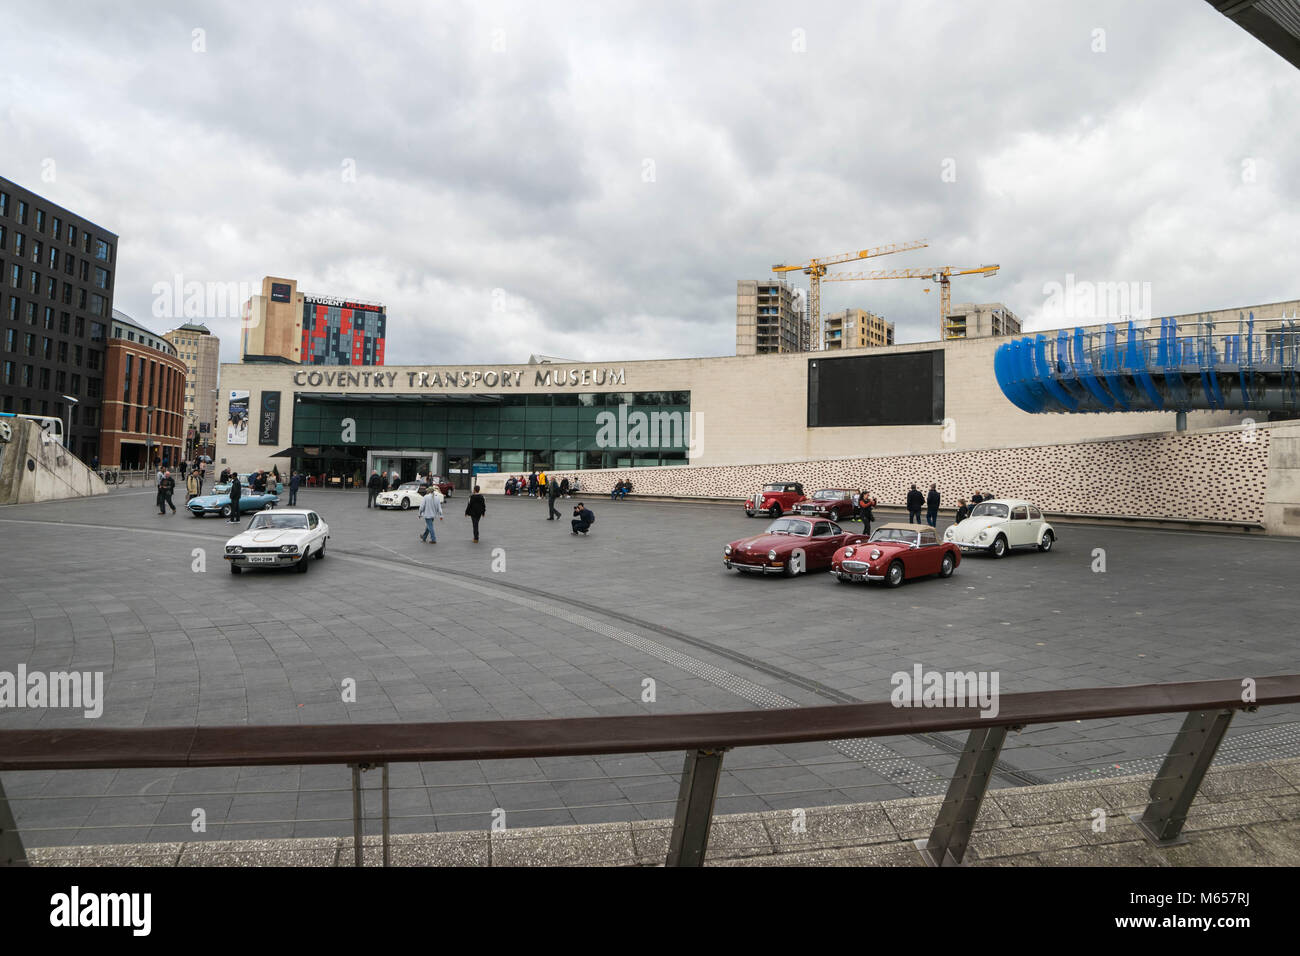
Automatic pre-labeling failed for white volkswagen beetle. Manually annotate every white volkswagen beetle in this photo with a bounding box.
[943,499,1055,558]
[376,481,437,510]
[225,508,330,574]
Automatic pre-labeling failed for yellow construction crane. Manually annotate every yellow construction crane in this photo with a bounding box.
[772,240,927,350]
[822,264,1000,340]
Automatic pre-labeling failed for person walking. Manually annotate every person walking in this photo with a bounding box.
[289,471,301,506]
[858,490,877,535]
[186,470,199,502]
[367,470,383,508]
[419,484,443,543]
[571,502,595,535]
[465,485,486,542]
[906,484,924,524]
[228,473,243,522]
[926,483,940,528]
[547,476,561,521]
[158,470,177,515]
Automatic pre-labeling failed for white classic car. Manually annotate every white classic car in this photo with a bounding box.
[225,508,330,574]
[376,481,440,510]
[943,499,1055,557]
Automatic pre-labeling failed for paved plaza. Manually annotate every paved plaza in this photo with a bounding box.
[2,486,1298,848]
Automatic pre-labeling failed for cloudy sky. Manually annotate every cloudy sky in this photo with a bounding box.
[3,0,1297,365]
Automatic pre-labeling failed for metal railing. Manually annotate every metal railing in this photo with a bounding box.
[2,675,1297,867]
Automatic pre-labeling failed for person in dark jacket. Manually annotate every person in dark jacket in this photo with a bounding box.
[547,476,561,520]
[289,471,301,506]
[906,484,924,524]
[158,470,177,514]
[925,484,940,527]
[858,490,877,535]
[367,470,383,508]
[571,503,595,535]
[228,474,243,522]
[954,499,972,524]
[970,491,984,505]
[559,477,570,497]
[528,471,538,497]
[465,485,487,542]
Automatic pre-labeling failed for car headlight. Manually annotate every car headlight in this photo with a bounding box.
[844,547,855,558]
[978,530,989,541]
[280,544,298,553]
[226,546,242,554]
[870,549,881,560]
[724,545,732,555]
[944,528,953,539]
[767,549,777,561]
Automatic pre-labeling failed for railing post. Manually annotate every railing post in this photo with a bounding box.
[349,762,391,867]
[666,748,728,867]
[1132,708,1234,846]
[917,725,1009,867]
[0,776,28,867]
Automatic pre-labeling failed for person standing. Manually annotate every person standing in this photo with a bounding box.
[419,484,443,543]
[547,476,561,521]
[970,490,984,505]
[528,470,538,497]
[465,485,486,542]
[538,470,548,502]
[186,470,199,502]
[178,460,187,479]
[954,499,972,523]
[228,473,243,522]
[906,484,924,524]
[367,470,383,508]
[157,470,175,514]
[858,490,877,535]
[289,471,301,506]
[926,483,940,528]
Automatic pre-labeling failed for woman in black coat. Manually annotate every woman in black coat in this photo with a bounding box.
[465,485,487,542]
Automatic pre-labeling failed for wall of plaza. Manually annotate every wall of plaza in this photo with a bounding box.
[215,331,1255,477]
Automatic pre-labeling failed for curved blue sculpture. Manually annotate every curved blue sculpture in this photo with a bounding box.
[994,313,1300,414]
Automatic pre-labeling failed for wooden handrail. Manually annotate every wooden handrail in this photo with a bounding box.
[1,676,1295,772]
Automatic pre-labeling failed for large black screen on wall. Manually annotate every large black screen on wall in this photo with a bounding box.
[807,350,944,427]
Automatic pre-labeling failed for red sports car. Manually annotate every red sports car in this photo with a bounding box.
[724,516,870,576]
[830,523,961,587]
[744,482,806,518]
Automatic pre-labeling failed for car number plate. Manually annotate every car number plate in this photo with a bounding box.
[248,555,277,564]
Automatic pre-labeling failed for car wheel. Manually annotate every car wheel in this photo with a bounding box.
[990,535,1007,558]
[886,561,905,588]
[768,504,781,518]
[939,552,955,578]
[230,563,241,575]
[297,551,311,573]
[400,498,411,510]
[1038,530,1054,552]
[781,560,795,578]
[315,541,326,560]
[220,504,232,518]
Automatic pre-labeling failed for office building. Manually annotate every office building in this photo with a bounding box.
[0,175,118,461]
[240,275,386,365]
[101,310,187,468]
[944,302,1021,340]
[822,308,894,350]
[164,322,221,458]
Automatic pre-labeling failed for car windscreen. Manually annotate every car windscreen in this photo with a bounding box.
[762,484,786,492]
[870,528,916,544]
[811,490,843,499]
[971,502,1009,519]
[248,514,309,530]
[398,483,422,491]
[765,518,812,536]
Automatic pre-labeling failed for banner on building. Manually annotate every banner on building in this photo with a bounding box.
[259,391,281,445]
[227,390,250,445]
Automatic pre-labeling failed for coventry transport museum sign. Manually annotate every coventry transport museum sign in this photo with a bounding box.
[291,367,628,389]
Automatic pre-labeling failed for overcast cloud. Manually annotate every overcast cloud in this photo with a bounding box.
[2,0,1297,365]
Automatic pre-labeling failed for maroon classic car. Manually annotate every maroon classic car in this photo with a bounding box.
[724,517,870,576]
[744,482,806,518]
[829,523,961,587]
[793,488,860,521]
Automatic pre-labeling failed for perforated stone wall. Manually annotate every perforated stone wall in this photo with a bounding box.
[557,427,1272,524]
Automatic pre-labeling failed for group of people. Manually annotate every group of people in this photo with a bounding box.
[153,458,212,514]
[903,485,996,527]
[610,480,633,500]
[417,484,487,544]
[505,470,580,498]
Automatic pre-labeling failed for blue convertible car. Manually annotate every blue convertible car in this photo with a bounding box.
[187,490,280,518]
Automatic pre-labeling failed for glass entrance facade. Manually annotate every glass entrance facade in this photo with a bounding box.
[290,391,691,479]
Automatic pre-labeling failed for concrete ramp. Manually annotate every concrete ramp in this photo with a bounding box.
[0,418,106,505]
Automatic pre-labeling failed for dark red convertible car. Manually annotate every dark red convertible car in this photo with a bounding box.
[724,516,870,576]
[829,523,961,587]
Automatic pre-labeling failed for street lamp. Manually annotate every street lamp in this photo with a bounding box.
[61,394,78,451]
